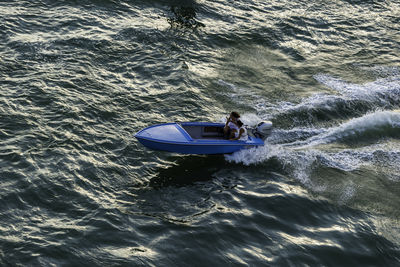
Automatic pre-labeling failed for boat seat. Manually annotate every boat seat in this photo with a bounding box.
[202,126,224,137]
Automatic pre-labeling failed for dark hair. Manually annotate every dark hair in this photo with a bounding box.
[237,120,243,127]
[231,111,240,118]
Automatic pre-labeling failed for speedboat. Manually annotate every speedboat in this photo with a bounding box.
[135,121,272,155]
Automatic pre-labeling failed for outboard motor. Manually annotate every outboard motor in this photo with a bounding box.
[253,121,273,139]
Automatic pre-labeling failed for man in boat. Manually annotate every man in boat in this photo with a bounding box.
[224,111,240,139]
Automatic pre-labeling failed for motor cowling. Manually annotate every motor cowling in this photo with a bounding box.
[254,121,273,139]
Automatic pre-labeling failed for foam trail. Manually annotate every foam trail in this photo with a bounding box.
[259,74,400,122]
[225,111,400,187]
[314,74,400,100]
[288,111,400,147]
[223,72,400,203]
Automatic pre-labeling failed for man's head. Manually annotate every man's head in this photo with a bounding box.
[230,111,240,122]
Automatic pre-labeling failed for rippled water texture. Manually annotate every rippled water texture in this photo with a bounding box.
[1,0,400,265]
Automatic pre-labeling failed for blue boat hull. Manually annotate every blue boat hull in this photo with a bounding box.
[136,137,252,154]
[135,122,264,155]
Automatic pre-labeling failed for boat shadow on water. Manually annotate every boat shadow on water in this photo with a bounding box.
[149,155,230,188]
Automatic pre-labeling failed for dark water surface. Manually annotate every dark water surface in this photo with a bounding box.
[1,0,400,265]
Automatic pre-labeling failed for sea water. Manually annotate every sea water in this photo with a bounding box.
[1,0,400,265]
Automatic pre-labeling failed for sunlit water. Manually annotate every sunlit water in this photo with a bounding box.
[1,0,400,265]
